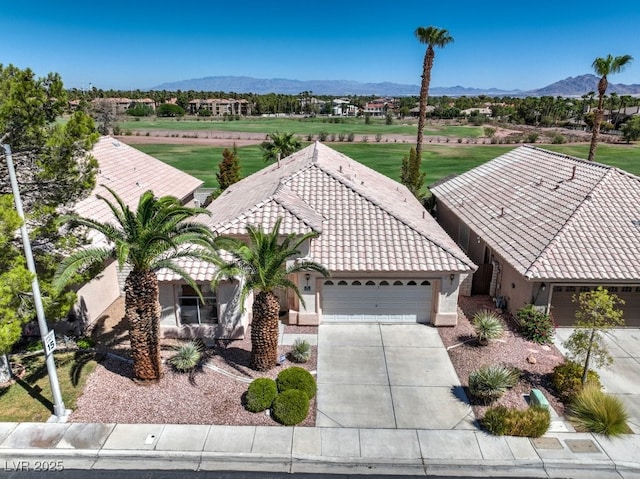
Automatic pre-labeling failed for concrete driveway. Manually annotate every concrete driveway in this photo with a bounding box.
[553,328,640,434]
[315,323,475,429]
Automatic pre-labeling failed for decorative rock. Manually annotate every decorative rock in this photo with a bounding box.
[527,355,537,364]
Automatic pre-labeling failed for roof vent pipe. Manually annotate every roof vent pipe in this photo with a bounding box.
[499,207,504,217]
[570,165,576,180]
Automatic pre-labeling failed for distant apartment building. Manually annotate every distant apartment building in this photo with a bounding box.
[188,98,251,116]
[90,98,156,115]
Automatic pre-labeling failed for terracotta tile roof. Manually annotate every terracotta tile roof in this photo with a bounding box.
[201,142,474,275]
[431,145,640,281]
[75,136,203,224]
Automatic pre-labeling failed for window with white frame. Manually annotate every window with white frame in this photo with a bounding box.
[179,284,218,325]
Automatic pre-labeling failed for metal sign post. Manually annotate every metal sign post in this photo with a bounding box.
[2,143,67,418]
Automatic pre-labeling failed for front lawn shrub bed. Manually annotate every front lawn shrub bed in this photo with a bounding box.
[516,305,554,344]
[245,378,278,413]
[551,360,602,403]
[271,389,310,425]
[277,366,317,399]
[568,384,630,436]
[468,364,519,403]
[481,405,550,437]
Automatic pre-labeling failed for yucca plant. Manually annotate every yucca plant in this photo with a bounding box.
[469,364,520,403]
[568,384,630,436]
[168,340,204,372]
[472,310,504,345]
[289,339,311,363]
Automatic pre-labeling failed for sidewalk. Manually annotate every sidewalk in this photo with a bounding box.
[1,422,639,476]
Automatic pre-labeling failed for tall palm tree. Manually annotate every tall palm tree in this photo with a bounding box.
[587,54,633,161]
[54,187,218,381]
[260,131,302,163]
[214,218,328,371]
[415,26,453,161]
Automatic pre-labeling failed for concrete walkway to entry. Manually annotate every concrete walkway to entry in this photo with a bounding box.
[315,323,475,429]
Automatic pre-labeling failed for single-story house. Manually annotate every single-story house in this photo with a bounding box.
[431,145,640,327]
[72,136,203,327]
[157,142,476,338]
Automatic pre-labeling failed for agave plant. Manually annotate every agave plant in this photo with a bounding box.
[289,339,311,363]
[469,364,520,403]
[168,340,204,372]
[472,310,504,345]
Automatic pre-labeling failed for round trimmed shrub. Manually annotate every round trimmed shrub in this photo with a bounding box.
[245,378,278,413]
[551,360,602,403]
[277,366,317,399]
[468,364,520,403]
[271,389,310,425]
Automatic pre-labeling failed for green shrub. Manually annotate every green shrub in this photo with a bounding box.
[551,133,566,144]
[289,339,311,363]
[277,366,317,399]
[271,389,310,425]
[468,364,520,403]
[516,305,554,344]
[318,131,328,141]
[481,406,550,437]
[346,133,355,142]
[472,310,504,344]
[76,337,95,350]
[26,340,43,352]
[168,341,203,372]
[551,360,602,403]
[245,378,278,413]
[568,384,629,436]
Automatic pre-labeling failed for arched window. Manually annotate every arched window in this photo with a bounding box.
[421,281,431,286]
[365,280,375,286]
[380,280,389,286]
[352,280,361,285]
[324,280,334,285]
[338,280,348,285]
[407,281,417,286]
[393,281,403,286]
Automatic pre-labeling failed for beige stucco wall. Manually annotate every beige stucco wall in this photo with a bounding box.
[75,259,120,327]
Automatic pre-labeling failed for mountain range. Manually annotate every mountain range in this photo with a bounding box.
[151,74,640,97]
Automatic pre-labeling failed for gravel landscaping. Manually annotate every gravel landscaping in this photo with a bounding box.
[70,298,317,426]
[439,295,566,419]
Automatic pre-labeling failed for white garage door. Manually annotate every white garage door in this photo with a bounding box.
[322,279,432,322]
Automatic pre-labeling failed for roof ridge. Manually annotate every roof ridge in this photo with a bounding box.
[525,144,613,171]
[314,162,476,270]
[272,185,323,232]
[524,166,613,279]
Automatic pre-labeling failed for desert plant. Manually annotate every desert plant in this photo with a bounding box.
[289,339,311,363]
[551,133,566,144]
[271,389,310,425]
[551,360,602,403]
[318,131,328,141]
[245,377,278,413]
[277,366,317,399]
[375,133,383,143]
[481,405,550,437]
[472,310,504,345]
[346,133,355,142]
[168,341,203,372]
[75,337,95,350]
[568,384,629,436]
[468,364,519,403]
[516,305,554,344]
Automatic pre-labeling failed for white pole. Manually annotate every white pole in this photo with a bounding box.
[2,143,67,419]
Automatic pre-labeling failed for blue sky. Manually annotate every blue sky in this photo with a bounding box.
[2,0,639,92]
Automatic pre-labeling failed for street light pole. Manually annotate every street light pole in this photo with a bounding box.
[2,143,67,419]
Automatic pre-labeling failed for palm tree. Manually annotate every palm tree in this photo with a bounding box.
[214,218,328,371]
[54,187,218,381]
[415,26,453,161]
[587,54,633,161]
[260,131,302,163]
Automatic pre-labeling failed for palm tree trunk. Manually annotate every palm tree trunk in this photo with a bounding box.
[416,46,435,161]
[125,270,162,381]
[588,78,608,162]
[250,291,281,371]
[0,353,12,384]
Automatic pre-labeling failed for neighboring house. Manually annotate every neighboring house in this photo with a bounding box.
[460,107,492,117]
[431,145,640,327]
[363,98,395,117]
[90,98,134,115]
[156,142,476,339]
[409,105,435,117]
[332,99,357,117]
[72,136,203,328]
